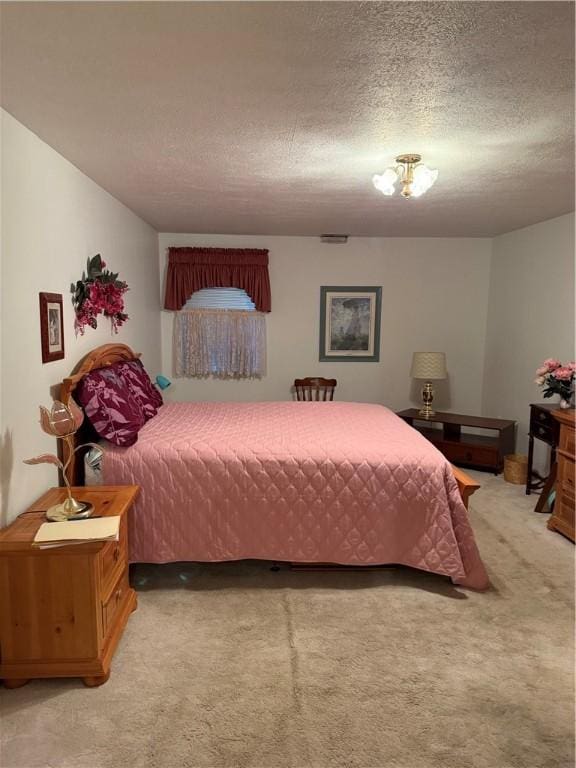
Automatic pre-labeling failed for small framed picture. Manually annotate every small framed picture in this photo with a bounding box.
[319,286,382,362]
[39,292,65,363]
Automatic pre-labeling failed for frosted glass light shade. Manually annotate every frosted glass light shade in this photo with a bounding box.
[410,352,447,380]
[372,168,398,196]
[411,165,438,197]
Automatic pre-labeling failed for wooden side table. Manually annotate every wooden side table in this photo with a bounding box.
[396,409,515,473]
[0,485,139,688]
[526,404,561,510]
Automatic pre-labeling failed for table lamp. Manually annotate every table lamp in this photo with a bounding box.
[410,352,447,418]
[23,399,99,520]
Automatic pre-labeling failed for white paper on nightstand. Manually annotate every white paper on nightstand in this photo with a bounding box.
[33,515,121,546]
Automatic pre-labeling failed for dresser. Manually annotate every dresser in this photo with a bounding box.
[0,485,139,688]
[547,410,575,543]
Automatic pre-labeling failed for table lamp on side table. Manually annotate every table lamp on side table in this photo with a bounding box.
[410,352,447,418]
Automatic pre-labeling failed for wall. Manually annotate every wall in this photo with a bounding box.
[159,233,492,414]
[0,111,161,525]
[482,212,575,467]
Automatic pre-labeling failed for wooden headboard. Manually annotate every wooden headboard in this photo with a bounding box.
[60,343,141,486]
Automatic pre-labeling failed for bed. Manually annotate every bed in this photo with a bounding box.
[61,344,489,590]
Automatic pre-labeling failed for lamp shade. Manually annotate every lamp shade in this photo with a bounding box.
[410,352,447,380]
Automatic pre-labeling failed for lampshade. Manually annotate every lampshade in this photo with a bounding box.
[410,352,447,380]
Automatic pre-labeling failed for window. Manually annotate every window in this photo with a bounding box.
[173,288,266,379]
[183,288,256,311]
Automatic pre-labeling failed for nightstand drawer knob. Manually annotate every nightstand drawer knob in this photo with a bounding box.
[113,547,120,562]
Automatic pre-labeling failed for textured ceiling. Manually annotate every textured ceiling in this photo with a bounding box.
[1,2,574,237]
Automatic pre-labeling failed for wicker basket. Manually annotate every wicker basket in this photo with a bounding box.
[503,454,528,484]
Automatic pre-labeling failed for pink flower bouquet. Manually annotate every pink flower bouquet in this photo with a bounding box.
[534,358,575,406]
[71,254,129,335]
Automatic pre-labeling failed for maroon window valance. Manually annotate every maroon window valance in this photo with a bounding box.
[164,247,271,312]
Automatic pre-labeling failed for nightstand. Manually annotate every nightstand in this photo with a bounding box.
[0,485,139,688]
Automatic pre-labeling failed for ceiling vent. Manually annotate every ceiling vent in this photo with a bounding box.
[320,234,349,244]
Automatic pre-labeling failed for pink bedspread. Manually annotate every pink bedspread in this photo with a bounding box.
[103,402,489,589]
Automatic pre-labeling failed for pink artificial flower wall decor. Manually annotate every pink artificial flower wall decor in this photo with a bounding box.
[71,254,129,335]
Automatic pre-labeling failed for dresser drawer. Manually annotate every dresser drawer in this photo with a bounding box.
[555,456,575,539]
[102,568,130,639]
[554,493,575,537]
[559,427,575,458]
[548,413,575,543]
[557,456,575,494]
[441,442,498,468]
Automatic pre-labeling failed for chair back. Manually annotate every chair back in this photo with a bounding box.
[294,377,337,401]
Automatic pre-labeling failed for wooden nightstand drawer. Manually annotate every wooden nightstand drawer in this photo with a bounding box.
[102,568,130,639]
[99,515,127,594]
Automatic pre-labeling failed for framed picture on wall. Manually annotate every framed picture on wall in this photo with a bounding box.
[319,286,382,362]
[39,292,65,363]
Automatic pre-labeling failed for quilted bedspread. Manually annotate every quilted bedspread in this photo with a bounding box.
[102,401,489,589]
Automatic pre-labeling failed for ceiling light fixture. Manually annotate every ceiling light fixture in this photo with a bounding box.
[372,153,438,199]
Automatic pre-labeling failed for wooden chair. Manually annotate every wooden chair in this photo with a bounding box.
[294,377,337,401]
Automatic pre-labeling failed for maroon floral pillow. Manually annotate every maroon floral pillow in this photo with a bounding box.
[76,367,144,446]
[112,360,163,421]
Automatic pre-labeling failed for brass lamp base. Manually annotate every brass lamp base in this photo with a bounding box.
[46,499,94,522]
[418,381,436,419]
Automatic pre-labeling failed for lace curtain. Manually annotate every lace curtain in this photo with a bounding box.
[173,309,266,379]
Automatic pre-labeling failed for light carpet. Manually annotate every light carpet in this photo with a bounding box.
[1,473,574,768]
